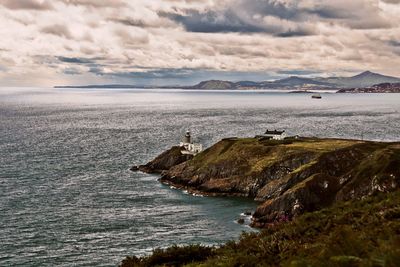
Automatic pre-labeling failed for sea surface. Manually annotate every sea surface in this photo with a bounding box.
[0,87,399,266]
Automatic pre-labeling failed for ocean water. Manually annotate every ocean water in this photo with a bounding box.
[0,87,399,266]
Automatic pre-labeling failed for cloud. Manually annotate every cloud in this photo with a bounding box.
[165,10,267,33]
[0,0,53,10]
[63,67,82,75]
[277,70,322,76]
[60,0,125,8]
[114,28,149,45]
[41,24,73,39]
[163,5,316,36]
[57,56,93,64]
[388,40,400,46]
[307,0,393,29]
[380,0,400,3]
[165,0,394,36]
[111,18,148,28]
[0,0,400,87]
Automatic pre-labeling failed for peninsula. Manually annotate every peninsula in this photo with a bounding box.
[124,136,400,266]
[134,136,400,227]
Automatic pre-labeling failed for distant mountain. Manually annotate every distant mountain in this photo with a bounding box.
[55,71,400,90]
[182,71,400,90]
[235,81,263,87]
[317,71,400,88]
[187,77,334,90]
[187,80,236,89]
[54,84,144,89]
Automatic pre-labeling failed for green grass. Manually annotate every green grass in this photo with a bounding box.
[189,138,363,175]
[120,190,400,267]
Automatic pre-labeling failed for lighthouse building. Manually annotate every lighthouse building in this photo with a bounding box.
[179,131,203,155]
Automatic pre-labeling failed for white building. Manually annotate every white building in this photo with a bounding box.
[263,129,287,140]
[179,131,203,155]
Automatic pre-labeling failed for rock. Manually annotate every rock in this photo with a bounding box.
[136,146,193,174]
[237,218,245,224]
[244,211,252,216]
[129,165,139,171]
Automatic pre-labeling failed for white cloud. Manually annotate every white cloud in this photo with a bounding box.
[0,0,399,86]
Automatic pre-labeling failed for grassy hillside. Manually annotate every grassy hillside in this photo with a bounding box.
[160,137,399,226]
[121,190,400,267]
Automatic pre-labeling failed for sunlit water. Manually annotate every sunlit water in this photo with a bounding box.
[0,87,399,266]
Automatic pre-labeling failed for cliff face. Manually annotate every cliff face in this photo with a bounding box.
[135,146,193,173]
[138,138,400,227]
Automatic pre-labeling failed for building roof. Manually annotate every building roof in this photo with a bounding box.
[265,129,285,135]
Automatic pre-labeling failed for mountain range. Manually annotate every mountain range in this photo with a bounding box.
[185,71,400,90]
[55,71,400,90]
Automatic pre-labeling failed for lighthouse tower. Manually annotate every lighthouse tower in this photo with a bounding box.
[183,131,192,144]
[179,131,203,155]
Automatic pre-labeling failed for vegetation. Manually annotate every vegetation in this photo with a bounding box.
[120,245,214,267]
[121,190,400,267]
[160,137,399,226]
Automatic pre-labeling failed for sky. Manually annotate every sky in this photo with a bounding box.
[0,0,399,87]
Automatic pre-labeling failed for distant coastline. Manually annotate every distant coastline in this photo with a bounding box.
[55,71,400,93]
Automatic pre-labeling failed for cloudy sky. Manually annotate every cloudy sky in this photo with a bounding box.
[0,0,399,86]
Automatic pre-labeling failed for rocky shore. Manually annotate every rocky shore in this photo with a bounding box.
[132,137,400,228]
[336,82,400,93]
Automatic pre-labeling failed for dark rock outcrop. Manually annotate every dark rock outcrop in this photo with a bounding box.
[130,165,139,171]
[133,146,193,174]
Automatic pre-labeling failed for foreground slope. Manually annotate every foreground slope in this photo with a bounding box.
[121,190,400,266]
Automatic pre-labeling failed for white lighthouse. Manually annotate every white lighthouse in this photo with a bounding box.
[179,131,203,155]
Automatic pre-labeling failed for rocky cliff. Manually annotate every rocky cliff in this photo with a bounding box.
[135,137,400,227]
[131,146,193,173]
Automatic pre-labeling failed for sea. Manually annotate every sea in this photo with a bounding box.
[0,87,399,266]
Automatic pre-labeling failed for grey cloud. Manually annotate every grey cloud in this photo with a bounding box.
[41,24,73,39]
[165,10,267,33]
[381,0,400,3]
[114,29,149,45]
[112,68,195,79]
[388,40,400,47]
[165,0,394,36]
[214,45,268,58]
[277,70,321,76]
[0,0,53,10]
[306,1,393,29]
[164,9,314,36]
[88,66,104,75]
[80,46,96,55]
[162,0,308,34]
[57,56,93,64]
[111,18,148,28]
[60,0,125,8]
[33,55,59,66]
[388,40,400,56]
[108,17,175,29]
[277,30,314,37]
[63,67,83,75]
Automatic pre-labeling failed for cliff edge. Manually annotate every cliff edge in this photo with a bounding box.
[135,137,400,227]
